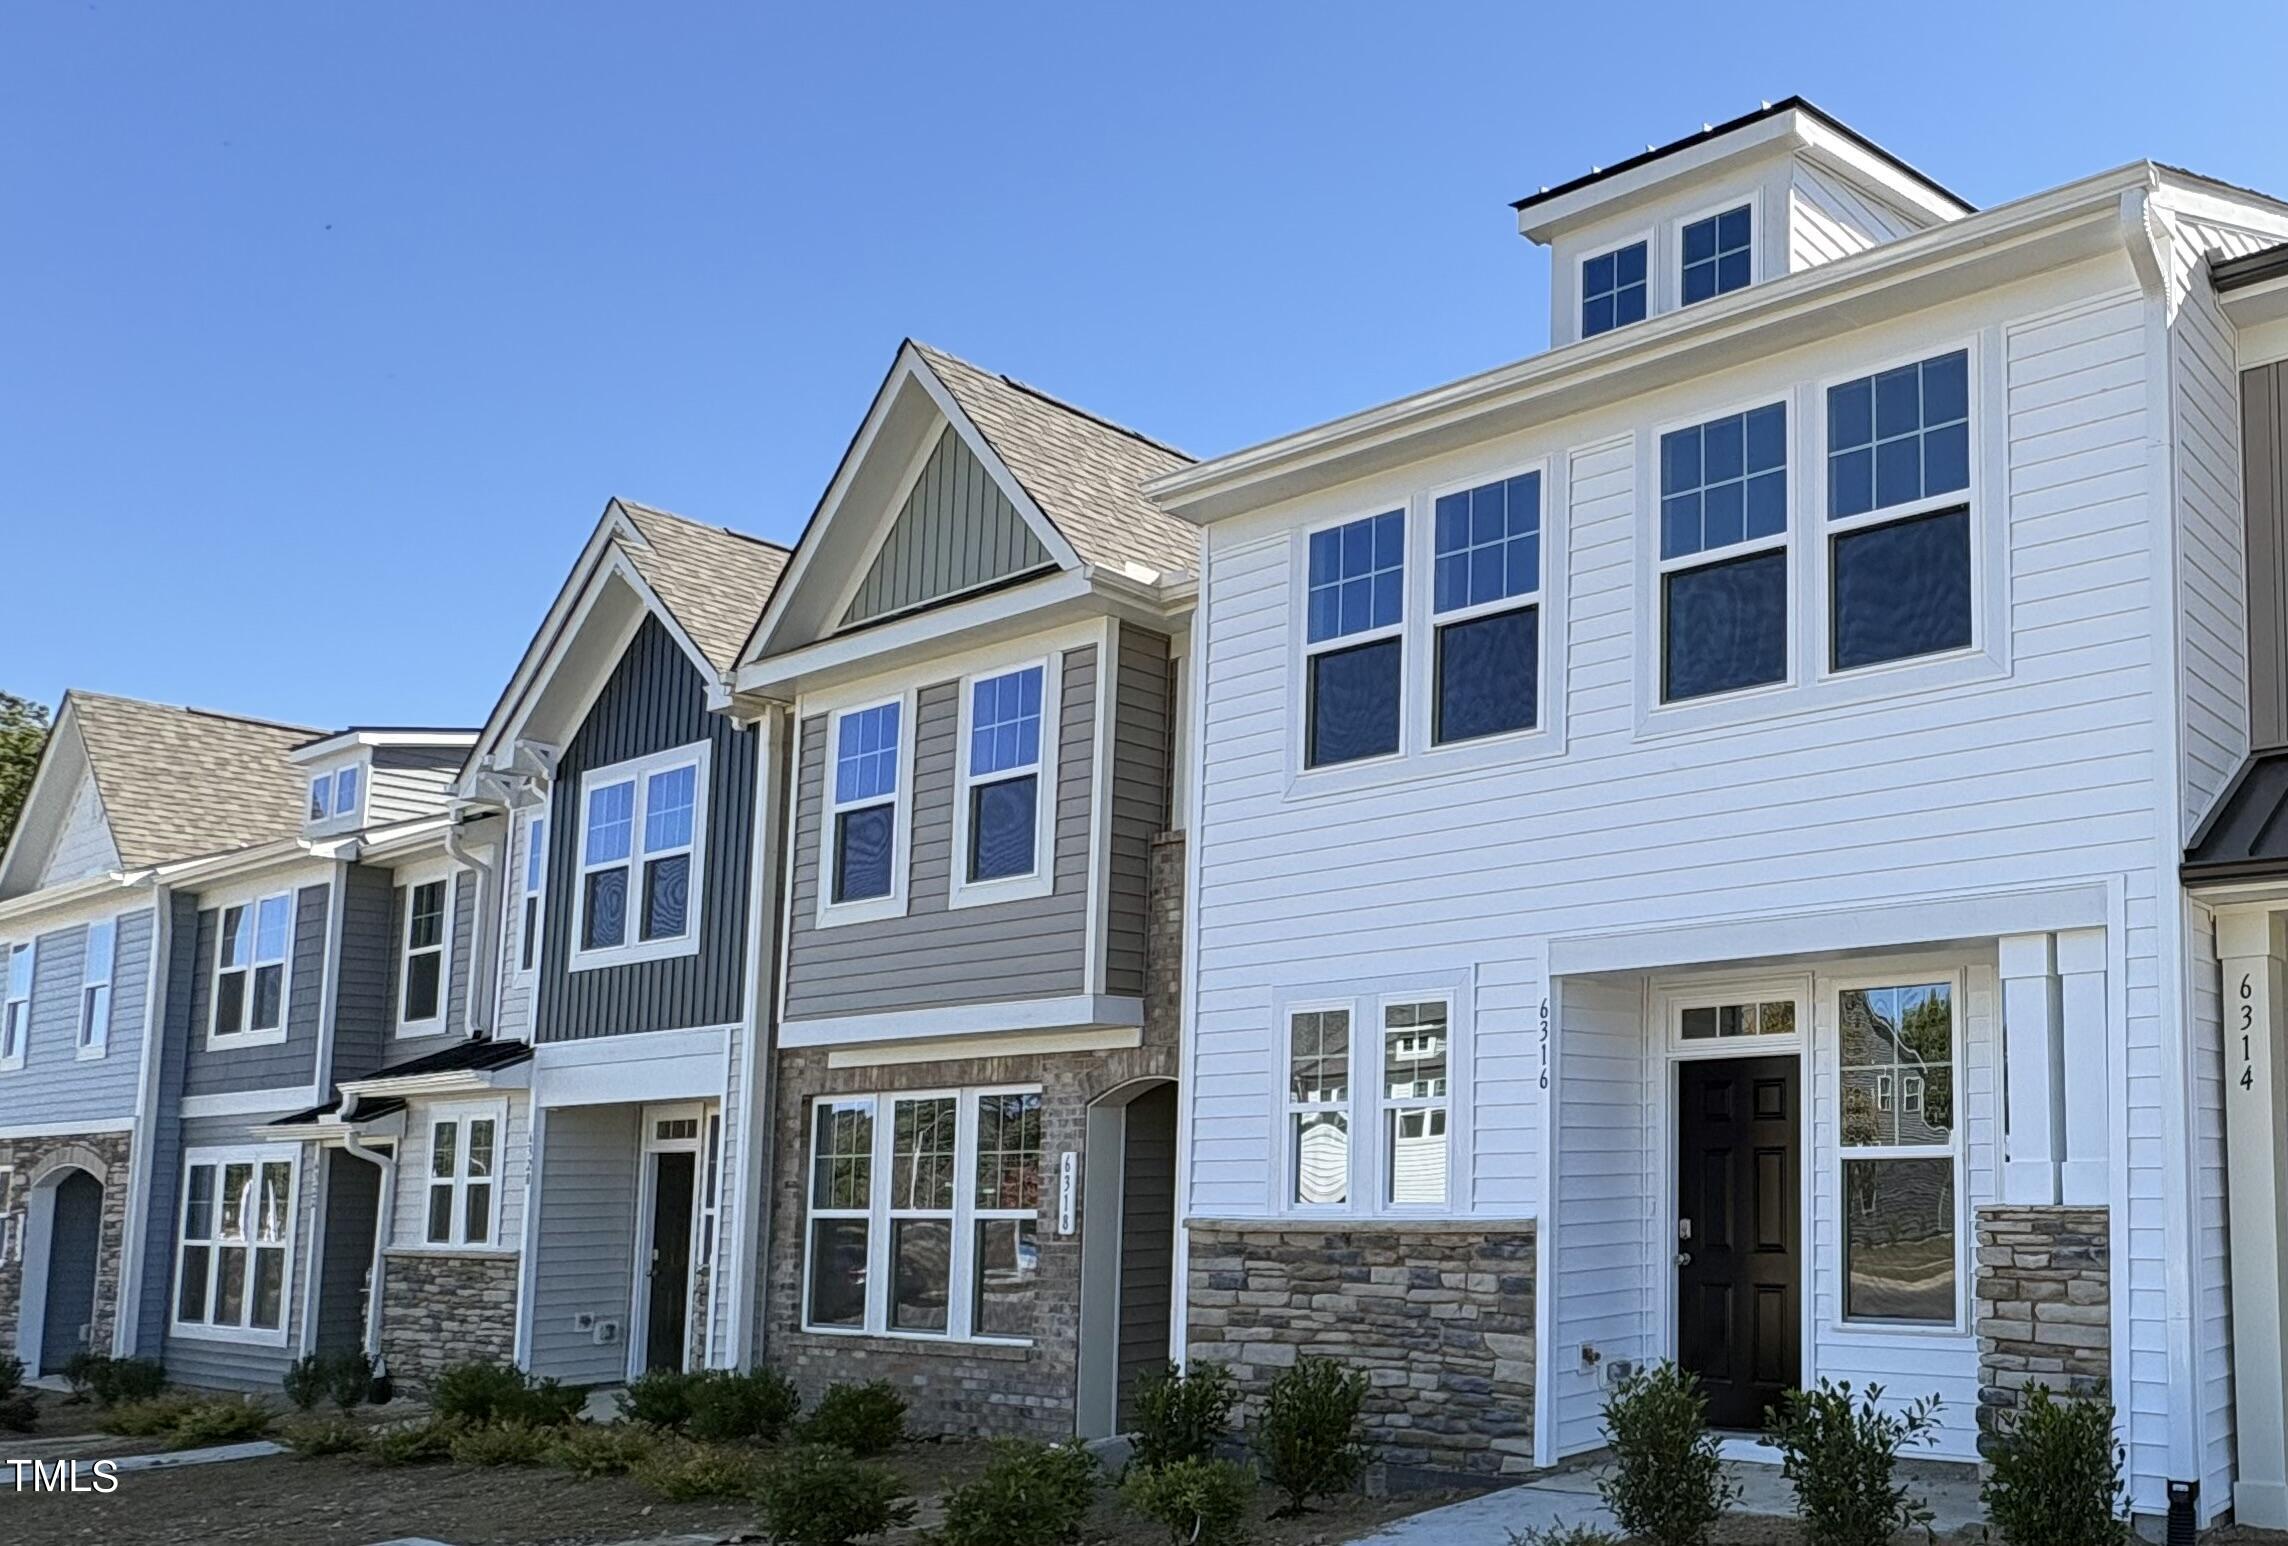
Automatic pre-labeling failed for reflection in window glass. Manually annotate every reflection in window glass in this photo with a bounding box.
[1307,638,1402,767]
[1663,549,1788,702]
[1678,1000,1796,1040]
[1832,508,1972,672]
[1681,205,1752,305]
[891,1218,951,1332]
[1840,983,1954,1146]
[807,1219,868,1328]
[1583,242,1648,337]
[973,1218,1039,1338]
[1292,1112,1349,1207]
[1384,1001,1449,1206]
[1844,1157,1955,1322]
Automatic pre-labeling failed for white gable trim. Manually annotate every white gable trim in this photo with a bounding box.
[0,703,105,899]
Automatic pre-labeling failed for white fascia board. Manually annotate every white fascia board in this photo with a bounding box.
[778,993,1145,1050]
[349,817,455,866]
[155,842,342,896]
[1151,163,2157,524]
[0,871,153,928]
[0,1117,135,1141]
[290,730,478,766]
[1517,111,1805,242]
[340,1066,531,1101]
[1795,117,1972,226]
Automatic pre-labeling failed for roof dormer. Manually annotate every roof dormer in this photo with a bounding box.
[290,729,477,838]
[1516,98,1973,349]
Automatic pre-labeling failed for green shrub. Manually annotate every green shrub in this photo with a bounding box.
[938,1439,1099,1546]
[1597,1362,1737,1546]
[163,1395,275,1450]
[1118,1456,1256,1546]
[1253,1355,1369,1514]
[1507,1527,1624,1546]
[1979,1386,2129,1545]
[280,1415,369,1458]
[797,1380,906,1457]
[617,1367,699,1429]
[61,1350,105,1400]
[752,1443,916,1545]
[98,1393,203,1437]
[66,1353,167,1407]
[450,1419,551,1467]
[0,1394,35,1433]
[1130,1360,1239,1472]
[688,1367,804,1445]
[630,1437,770,1501]
[283,1354,327,1412]
[543,1422,658,1478]
[1764,1380,1941,1546]
[0,1354,24,1399]
[323,1350,376,1411]
[428,1361,582,1427]
[367,1417,458,1467]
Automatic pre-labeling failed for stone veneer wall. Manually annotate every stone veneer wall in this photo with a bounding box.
[1186,1222,1537,1478]
[378,1251,518,1388]
[1974,1204,2110,1452]
[0,1131,135,1366]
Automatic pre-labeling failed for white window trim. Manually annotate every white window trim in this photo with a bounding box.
[1283,999,1356,1212]
[948,655,1062,910]
[1670,188,1763,309]
[419,1099,508,1251]
[1649,391,1797,712]
[1375,992,1456,1212]
[206,890,297,1051]
[304,758,366,837]
[1422,461,1553,757]
[515,808,548,984]
[1,940,32,1072]
[569,739,712,972]
[396,863,453,1039]
[1829,967,1970,1337]
[798,1084,1043,1345]
[169,1144,299,1346]
[77,915,118,1061]
[1294,506,1410,778]
[1574,227,1655,343]
[814,694,916,930]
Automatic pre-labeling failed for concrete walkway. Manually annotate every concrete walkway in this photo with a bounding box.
[1355,1457,1985,1543]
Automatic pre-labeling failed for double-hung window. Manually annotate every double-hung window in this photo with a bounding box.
[802,1086,1044,1341]
[956,664,1052,894]
[307,765,362,826]
[1287,1007,1352,1206]
[828,702,903,910]
[1581,241,1648,338]
[573,742,709,966]
[1681,204,1752,305]
[399,877,448,1032]
[212,894,293,1043]
[1,942,30,1068]
[1431,472,1541,744]
[174,1148,294,1339]
[1303,510,1405,768]
[1838,980,1960,1325]
[425,1106,500,1247]
[1381,1000,1450,1206]
[1658,403,1789,702]
[517,811,547,977]
[79,918,116,1055]
[1826,350,1974,672]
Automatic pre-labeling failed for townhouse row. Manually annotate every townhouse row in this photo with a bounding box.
[15,97,2288,1531]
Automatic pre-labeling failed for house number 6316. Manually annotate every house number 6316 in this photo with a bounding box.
[2242,971,2257,1094]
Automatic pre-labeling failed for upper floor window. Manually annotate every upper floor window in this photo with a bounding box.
[399,877,448,1033]
[1303,510,1405,769]
[425,1106,500,1248]
[1827,350,1974,672]
[212,893,293,1044]
[1681,205,1752,305]
[79,918,115,1056]
[955,664,1054,898]
[1659,403,1788,702]
[828,701,903,911]
[573,741,710,968]
[0,942,30,1069]
[1432,472,1542,744]
[306,765,361,825]
[174,1148,295,1341]
[1582,241,1648,338]
[517,811,547,977]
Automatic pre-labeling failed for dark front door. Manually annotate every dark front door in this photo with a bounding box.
[645,1152,696,1373]
[1675,1055,1799,1429]
[40,1170,104,1375]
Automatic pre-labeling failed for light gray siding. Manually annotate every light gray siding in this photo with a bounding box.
[158,1116,314,1391]
[2244,361,2288,749]
[526,1105,640,1385]
[782,644,1096,1021]
[841,424,1054,627]
[0,906,153,1126]
[364,746,461,827]
[180,882,329,1098]
[443,871,476,1040]
[329,865,396,1083]
[1106,625,1173,998]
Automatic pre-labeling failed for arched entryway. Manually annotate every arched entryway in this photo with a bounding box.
[23,1162,105,1375]
[1075,1078,1178,1439]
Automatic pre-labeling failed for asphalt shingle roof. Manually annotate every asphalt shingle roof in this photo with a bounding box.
[616,501,792,673]
[913,343,1199,579]
[68,692,318,869]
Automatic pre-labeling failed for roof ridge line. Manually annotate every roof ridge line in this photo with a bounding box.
[911,339,1195,463]
[69,689,324,736]
[615,497,792,556]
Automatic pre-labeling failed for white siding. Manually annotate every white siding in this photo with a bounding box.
[1787,159,1928,272]
[38,774,118,889]
[495,812,537,1043]
[389,1092,532,1253]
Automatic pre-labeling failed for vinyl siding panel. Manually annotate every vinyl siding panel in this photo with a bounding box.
[0,907,152,1124]
[1787,158,1927,272]
[782,644,1095,1021]
[444,870,477,1041]
[179,882,329,1097]
[2244,362,2288,748]
[535,615,755,1041]
[1107,626,1173,998]
[330,865,397,1082]
[526,1104,640,1384]
[38,775,118,888]
[388,1092,531,1252]
[841,424,1053,626]
[364,746,461,827]
[496,815,539,1042]
[314,1144,381,1354]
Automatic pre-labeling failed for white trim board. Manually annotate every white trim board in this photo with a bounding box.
[531,1024,733,1108]
[778,994,1145,1050]
[179,1086,324,1121]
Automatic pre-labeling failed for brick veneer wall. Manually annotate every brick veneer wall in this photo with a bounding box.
[1974,1204,2110,1453]
[1186,1222,1537,1478]
[378,1251,518,1388]
[0,1130,135,1365]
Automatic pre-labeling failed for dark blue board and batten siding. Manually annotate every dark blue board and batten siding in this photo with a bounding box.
[534,614,755,1042]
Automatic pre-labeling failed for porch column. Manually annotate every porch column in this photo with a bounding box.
[2220,909,2288,1528]
[2057,927,2110,1205]
[2000,933,2064,1205]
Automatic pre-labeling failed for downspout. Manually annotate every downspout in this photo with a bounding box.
[445,815,500,1041]
[338,1100,397,1368]
[113,873,168,1358]
[727,697,790,1369]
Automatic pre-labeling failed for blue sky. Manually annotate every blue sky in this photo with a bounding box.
[6,2,2287,730]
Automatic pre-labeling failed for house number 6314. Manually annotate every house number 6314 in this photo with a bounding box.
[2241,971,2257,1094]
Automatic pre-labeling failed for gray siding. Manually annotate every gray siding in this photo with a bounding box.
[180,882,329,1098]
[0,906,153,1126]
[314,1144,381,1355]
[329,865,397,1083]
[841,424,1053,627]
[1116,1082,1178,1427]
[534,615,755,1041]
[527,1104,640,1385]
[365,745,461,827]
[2245,362,2288,748]
[1106,625,1173,998]
[130,892,198,1358]
[158,1117,314,1391]
[444,871,476,1040]
[782,644,1096,1022]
